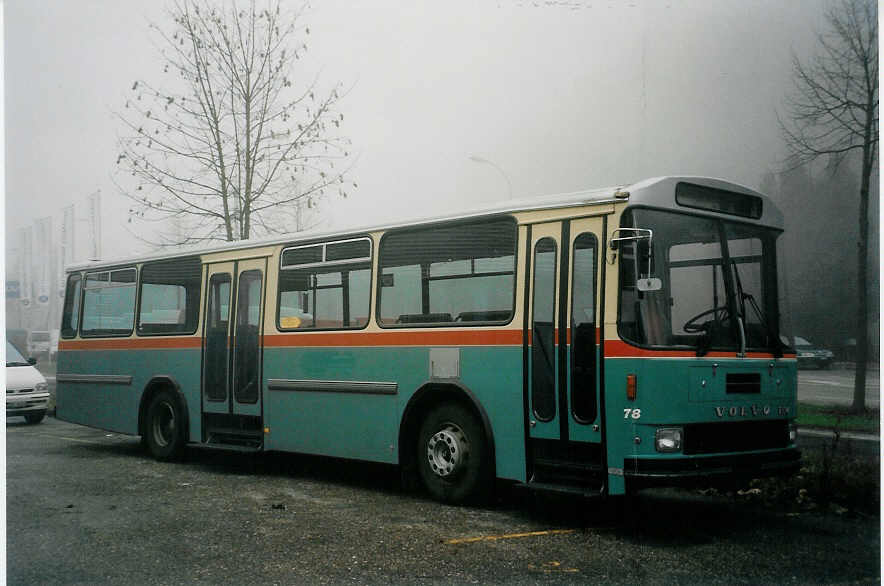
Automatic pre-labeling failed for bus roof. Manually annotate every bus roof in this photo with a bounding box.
[66,176,779,272]
[625,176,784,230]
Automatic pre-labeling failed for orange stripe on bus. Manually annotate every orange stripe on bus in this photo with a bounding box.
[58,327,609,351]
[58,337,202,351]
[265,329,525,347]
[59,330,790,358]
[604,340,796,359]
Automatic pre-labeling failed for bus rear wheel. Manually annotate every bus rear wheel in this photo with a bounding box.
[417,403,489,504]
[145,390,185,461]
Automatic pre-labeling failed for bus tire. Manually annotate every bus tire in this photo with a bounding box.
[417,403,490,504]
[24,411,45,424]
[145,390,185,461]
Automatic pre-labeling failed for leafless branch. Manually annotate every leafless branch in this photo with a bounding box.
[114,0,353,245]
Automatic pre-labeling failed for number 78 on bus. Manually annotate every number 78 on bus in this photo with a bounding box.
[56,176,799,504]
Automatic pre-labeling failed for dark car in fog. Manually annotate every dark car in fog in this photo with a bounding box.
[794,336,834,369]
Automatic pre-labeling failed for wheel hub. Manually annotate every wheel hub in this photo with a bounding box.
[152,402,175,448]
[427,423,469,478]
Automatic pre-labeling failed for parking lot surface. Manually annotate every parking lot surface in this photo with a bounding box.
[6,417,880,585]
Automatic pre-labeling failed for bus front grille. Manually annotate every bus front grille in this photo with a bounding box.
[683,420,790,455]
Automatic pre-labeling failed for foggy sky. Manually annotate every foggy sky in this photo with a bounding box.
[4,0,831,263]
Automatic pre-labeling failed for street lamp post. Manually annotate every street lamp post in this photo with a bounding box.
[468,155,512,200]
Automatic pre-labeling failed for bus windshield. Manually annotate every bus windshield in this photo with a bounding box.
[618,208,784,354]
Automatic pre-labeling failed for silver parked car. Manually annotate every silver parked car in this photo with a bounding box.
[794,336,835,369]
[5,341,50,423]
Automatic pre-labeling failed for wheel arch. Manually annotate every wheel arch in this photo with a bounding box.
[138,376,190,442]
[399,381,496,479]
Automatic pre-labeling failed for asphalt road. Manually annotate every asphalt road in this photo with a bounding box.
[5,417,881,585]
[797,367,880,408]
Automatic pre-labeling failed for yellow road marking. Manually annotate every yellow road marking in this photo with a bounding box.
[444,529,575,545]
[35,434,112,445]
[528,561,580,574]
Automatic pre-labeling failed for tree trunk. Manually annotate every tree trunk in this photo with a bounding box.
[850,132,873,414]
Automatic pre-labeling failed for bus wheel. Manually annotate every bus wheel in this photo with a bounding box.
[145,390,184,461]
[417,403,489,504]
[24,411,45,424]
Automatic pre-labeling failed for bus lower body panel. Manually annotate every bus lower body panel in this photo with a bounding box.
[621,448,801,491]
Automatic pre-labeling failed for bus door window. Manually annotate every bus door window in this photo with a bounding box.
[532,237,558,422]
[233,270,262,405]
[570,233,597,423]
[204,274,231,402]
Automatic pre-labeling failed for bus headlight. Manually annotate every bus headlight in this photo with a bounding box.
[789,423,798,444]
[655,427,683,453]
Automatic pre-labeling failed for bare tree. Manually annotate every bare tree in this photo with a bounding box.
[780,0,877,413]
[115,0,353,245]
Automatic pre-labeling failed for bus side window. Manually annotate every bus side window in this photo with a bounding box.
[377,219,517,326]
[61,273,83,338]
[278,238,372,330]
[81,268,137,337]
[137,257,201,335]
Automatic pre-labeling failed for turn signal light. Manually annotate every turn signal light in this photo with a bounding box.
[626,374,637,401]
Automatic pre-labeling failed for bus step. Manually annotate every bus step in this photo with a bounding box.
[517,481,604,499]
[534,458,603,474]
[197,442,262,454]
[533,458,604,485]
[206,429,263,449]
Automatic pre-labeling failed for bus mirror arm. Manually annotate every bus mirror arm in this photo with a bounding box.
[610,229,661,291]
[609,228,653,252]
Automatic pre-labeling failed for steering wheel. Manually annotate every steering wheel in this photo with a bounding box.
[683,305,730,333]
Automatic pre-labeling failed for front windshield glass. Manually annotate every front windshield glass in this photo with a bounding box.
[6,341,29,366]
[618,208,784,353]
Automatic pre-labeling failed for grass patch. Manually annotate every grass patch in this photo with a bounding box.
[731,435,881,517]
[797,403,879,434]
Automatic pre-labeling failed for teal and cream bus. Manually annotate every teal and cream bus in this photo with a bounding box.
[56,176,800,503]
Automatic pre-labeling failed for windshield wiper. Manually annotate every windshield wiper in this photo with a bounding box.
[731,260,784,358]
[6,361,30,367]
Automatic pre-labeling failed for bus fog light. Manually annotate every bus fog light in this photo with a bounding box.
[655,428,683,453]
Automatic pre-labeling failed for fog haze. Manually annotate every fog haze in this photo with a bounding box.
[4,0,830,255]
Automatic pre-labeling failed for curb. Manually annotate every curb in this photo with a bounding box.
[799,428,879,443]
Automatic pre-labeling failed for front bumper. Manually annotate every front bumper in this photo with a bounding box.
[622,448,801,489]
[6,392,50,415]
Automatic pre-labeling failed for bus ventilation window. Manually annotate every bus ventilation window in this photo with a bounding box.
[396,313,452,324]
[726,372,761,394]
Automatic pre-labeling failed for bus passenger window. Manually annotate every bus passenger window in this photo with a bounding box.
[137,257,201,335]
[61,274,83,338]
[377,219,517,327]
[81,268,137,336]
[278,237,372,330]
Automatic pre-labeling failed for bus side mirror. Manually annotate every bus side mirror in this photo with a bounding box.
[635,240,661,291]
[637,277,662,292]
[610,228,660,290]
